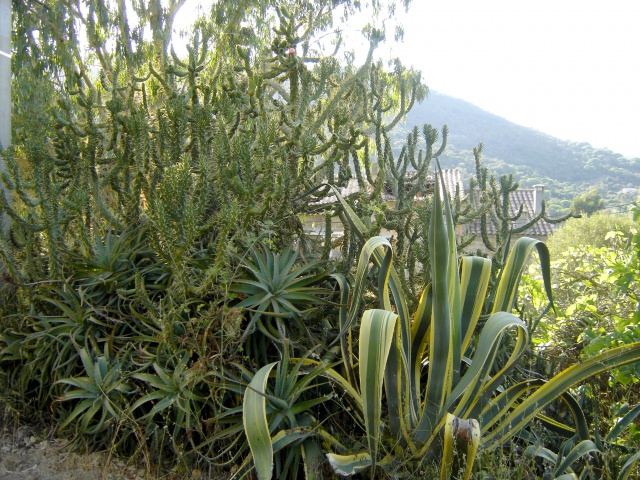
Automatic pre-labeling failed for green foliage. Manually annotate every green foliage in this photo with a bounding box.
[524,207,640,389]
[0,0,429,473]
[547,212,634,255]
[571,187,605,216]
[524,438,600,479]
[3,2,640,478]
[57,348,133,437]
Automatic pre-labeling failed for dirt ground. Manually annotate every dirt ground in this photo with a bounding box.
[0,400,237,480]
[0,424,153,480]
[0,411,216,480]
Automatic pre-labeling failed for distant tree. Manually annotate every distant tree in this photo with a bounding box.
[571,187,605,216]
[547,211,634,256]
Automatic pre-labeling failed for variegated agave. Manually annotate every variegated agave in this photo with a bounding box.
[239,169,640,480]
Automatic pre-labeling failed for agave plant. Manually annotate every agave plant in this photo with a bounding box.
[240,169,640,480]
[4,283,117,408]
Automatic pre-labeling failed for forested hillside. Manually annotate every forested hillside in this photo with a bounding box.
[393,91,640,214]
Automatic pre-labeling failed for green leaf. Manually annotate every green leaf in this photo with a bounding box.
[605,403,640,442]
[554,440,599,476]
[359,309,398,471]
[482,342,640,446]
[620,450,640,480]
[326,452,372,476]
[459,256,492,352]
[491,237,553,314]
[243,362,278,480]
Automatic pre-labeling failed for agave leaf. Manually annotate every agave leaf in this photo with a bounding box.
[491,236,553,315]
[326,452,372,476]
[327,185,412,433]
[330,273,356,386]
[296,413,327,480]
[302,436,325,480]
[409,283,432,414]
[554,440,599,477]
[330,237,393,347]
[459,256,492,353]
[441,414,456,480]
[359,309,398,471]
[441,413,480,480]
[482,342,640,446]
[605,403,640,442]
[620,450,640,480]
[448,312,528,419]
[422,167,457,436]
[438,165,463,384]
[243,362,278,480]
[231,426,315,480]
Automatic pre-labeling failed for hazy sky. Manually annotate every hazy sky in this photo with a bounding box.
[384,0,640,158]
[175,0,640,158]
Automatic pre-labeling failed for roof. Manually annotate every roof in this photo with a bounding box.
[464,188,557,236]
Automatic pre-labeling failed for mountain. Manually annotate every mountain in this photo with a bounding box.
[391,91,640,214]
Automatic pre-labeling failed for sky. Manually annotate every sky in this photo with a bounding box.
[363,0,640,158]
[175,0,640,158]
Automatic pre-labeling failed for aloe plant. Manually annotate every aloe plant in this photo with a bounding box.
[216,341,345,480]
[228,241,331,343]
[525,438,601,479]
[57,348,133,438]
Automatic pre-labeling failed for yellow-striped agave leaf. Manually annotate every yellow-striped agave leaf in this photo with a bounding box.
[459,256,492,353]
[330,273,357,387]
[243,362,278,480]
[409,284,432,418]
[360,309,399,471]
[438,165,463,385]
[327,185,412,434]
[331,237,393,347]
[326,452,372,476]
[445,312,528,418]
[482,342,640,447]
[416,169,457,443]
[491,236,553,314]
